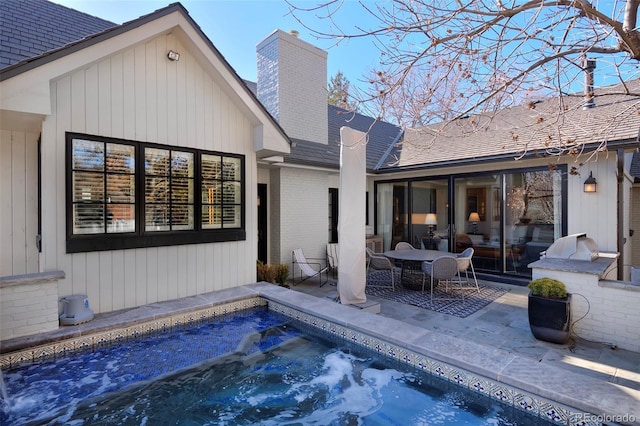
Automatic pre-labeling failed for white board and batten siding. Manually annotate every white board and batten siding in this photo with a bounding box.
[0,129,40,276]
[40,33,258,314]
[567,157,618,253]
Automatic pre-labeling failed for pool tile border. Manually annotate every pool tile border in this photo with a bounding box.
[267,301,601,426]
[0,297,265,369]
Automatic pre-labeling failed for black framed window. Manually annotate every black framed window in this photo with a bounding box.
[201,154,242,229]
[144,148,194,232]
[66,133,245,253]
[70,138,136,235]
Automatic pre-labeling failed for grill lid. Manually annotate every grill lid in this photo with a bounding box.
[544,233,599,261]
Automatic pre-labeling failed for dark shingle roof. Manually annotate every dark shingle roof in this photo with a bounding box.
[242,80,404,172]
[243,80,257,94]
[286,105,402,171]
[0,0,117,70]
[378,81,640,172]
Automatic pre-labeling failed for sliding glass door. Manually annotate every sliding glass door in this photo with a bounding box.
[376,179,448,252]
[375,166,565,278]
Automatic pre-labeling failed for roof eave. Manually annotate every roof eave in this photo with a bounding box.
[374,137,640,174]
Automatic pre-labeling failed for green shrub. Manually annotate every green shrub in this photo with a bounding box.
[528,278,567,299]
[256,260,276,283]
[275,263,289,286]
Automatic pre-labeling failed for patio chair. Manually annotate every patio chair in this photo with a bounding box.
[292,248,329,287]
[326,243,339,278]
[451,247,480,293]
[395,241,414,251]
[365,247,395,290]
[421,256,463,302]
[394,241,419,283]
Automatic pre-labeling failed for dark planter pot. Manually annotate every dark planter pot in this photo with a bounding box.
[528,292,571,344]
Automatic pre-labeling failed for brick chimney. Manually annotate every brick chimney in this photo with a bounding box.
[257,29,328,144]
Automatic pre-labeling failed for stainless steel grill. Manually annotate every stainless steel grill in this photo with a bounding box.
[543,233,599,261]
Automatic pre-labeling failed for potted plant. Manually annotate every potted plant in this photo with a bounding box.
[527,278,571,344]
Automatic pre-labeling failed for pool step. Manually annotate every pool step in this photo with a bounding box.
[235,323,304,357]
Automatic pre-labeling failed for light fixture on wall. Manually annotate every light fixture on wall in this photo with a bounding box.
[167,50,181,61]
[583,171,597,193]
[468,212,480,234]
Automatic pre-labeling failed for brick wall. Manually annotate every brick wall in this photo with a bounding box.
[256,34,280,122]
[257,29,328,145]
[532,267,640,353]
[276,167,328,271]
[270,169,282,264]
[0,273,62,341]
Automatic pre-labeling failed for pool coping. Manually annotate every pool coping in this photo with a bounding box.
[1,283,638,426]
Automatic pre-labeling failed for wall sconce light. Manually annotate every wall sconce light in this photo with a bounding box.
[583,171,597,193]
[167,50,180,61]
[468,212,480,234]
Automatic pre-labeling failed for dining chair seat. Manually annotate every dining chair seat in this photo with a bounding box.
[366,247,395,290]
[421,255,463,302]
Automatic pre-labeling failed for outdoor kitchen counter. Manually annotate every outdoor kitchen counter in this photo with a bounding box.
[529,252,618,278]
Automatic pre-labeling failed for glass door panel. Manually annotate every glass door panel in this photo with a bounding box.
[376,182,408,251]
[454,175,501,272]
[505,169,562,276]
[409,180,449,250]
[377,180,450,251]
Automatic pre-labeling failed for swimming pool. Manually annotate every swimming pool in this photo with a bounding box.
[1,306,552,425]
[1,286,604,425]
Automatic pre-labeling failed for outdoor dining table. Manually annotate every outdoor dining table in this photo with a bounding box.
[383,249,444,263]
[383,249,451,288]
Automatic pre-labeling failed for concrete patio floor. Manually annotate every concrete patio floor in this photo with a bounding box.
[290,277,640,402]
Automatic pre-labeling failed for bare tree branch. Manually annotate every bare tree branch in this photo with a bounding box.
[288,0,640,158]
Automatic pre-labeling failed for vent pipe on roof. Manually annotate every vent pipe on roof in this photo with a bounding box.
[289,30,299,38]
[582,56,596,109]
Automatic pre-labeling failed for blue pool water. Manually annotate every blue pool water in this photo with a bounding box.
[0,307,552,425]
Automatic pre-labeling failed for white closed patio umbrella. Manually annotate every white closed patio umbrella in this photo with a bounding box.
[337,126,367,305]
